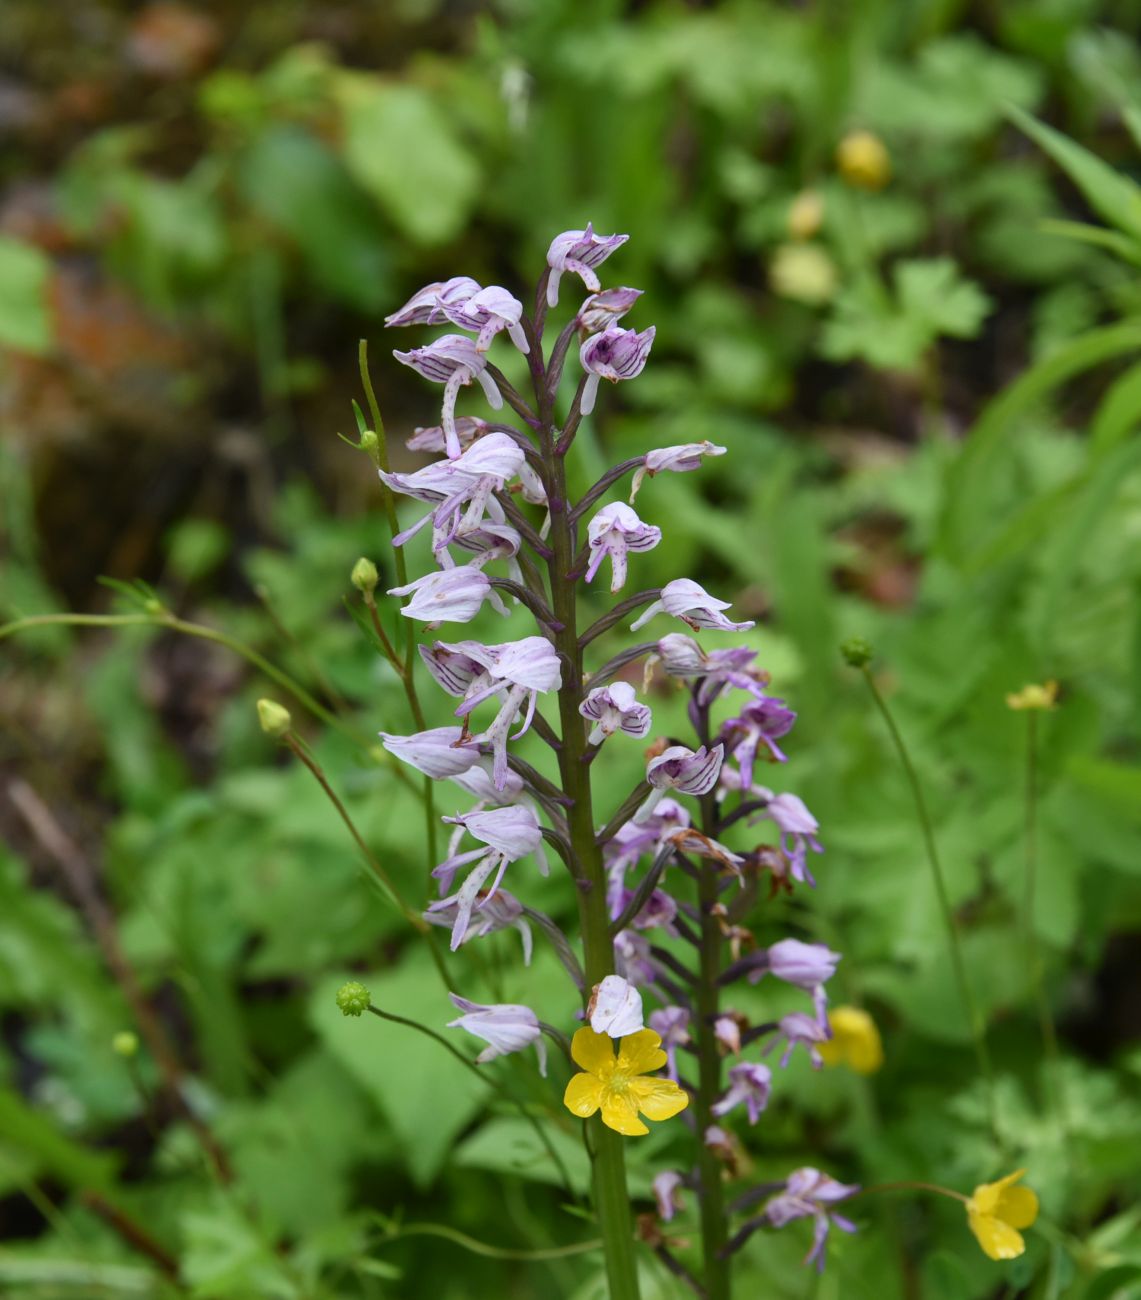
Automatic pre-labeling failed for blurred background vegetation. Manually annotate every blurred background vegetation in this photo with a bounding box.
[2,1,1141,1297]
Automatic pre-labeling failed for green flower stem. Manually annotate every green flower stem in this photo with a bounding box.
[542,413,640,1299]
[859,666,999,1141]
[368,1217,601,1261]
[852,1180,969,1205]
[1023,713,1064,1118]
[358,343,438,871]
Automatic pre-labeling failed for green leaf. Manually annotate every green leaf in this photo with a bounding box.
[1007,105,1141,248]
[0,236,53,354]
[239,125,391,311]
[336,75,481,246]
[453,1117,592,1194]
[895,258,992,340]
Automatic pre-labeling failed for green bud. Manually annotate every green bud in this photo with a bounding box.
[351,557,379,595]
[359,429,381,463]
[257,698,292,737]
[840,636,874,669]
[336,980,372,1017]
[112,1030,139,1058]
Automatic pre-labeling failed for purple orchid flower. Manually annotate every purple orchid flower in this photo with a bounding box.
[425,888,533,965]
[579,326,656,416]
[420,636,562,788]
[442,284,530,354]
[385,276,482,327]
[631,579,754,633]
[546,224,629,306]
[392,335,504,459]
[764,1168,860,1272]
[578,681,652,745]
[379,725,483,779]
[585,502,661,592]
[656,634,768,705]
[766,1012,831,1069]
[751,791,824,886]
[388,565,508,625]
[711,1062,773,1125]
[378,432,524,555]
[714,1014,742,1055]
[648,1006,690,1081]
[748,939,839,1023]
[629,440,727,501]
[431,804,545,950]
[406,415,489,455]
[578,286,643,334]
[447,993,547,1075]
[635,743,724,822]
[652,1170,686,1223]
[720,696,798,781]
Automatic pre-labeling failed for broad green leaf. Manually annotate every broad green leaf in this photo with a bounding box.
[336,75,480,246]
[0,236,53,354]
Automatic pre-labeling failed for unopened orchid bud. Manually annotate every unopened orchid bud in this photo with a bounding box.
[351,557,379,595]
[836,130,891,190]
[336,980,372,1017]
[257,698,292,738]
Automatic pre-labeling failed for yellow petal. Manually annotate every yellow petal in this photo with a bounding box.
[994,1185,1039,1230]
[563,1072,604,1118]
[616,1029,667,1076]
[630,1076,689,1122]
[571,1027,615,1077]
[969,1169,1028,1216]
[601,1089,649,1136]
[968,1211,1026,1261]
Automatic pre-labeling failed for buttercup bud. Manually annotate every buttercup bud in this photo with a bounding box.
[351,557,379,595]
[787,190,824,241]
[836,131,891,190]
[359,429,381,462]
[1006,681,1059,711]
[840,636,873,669]
[112,1031,139,1058]
[336,980,372,1017]
[770,244,837,305]
[257,698,292,737]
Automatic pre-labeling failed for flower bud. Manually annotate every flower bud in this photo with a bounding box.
[351,557,379,595]
[336,980,372,1017]
[840,636,873,669]
[836,131,891,190]
[787,190,824,240]
[1005,681,1059,711]
[769,244,837,305]
[257,698,292,737]
[359,429,381,462]
[112,1031,139,1058]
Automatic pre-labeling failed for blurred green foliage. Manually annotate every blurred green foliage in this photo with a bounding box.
[2,1,1141,1297]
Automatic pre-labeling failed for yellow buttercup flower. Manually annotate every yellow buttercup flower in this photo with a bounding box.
[563,1028,689,1136]
[966,1170,1039,1261]
[836,131,891,190]
[1006,681,1059,711]
[818,1006,883,1075]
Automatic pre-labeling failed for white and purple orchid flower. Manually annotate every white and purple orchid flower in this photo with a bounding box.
[711,1062,773,1125]
[579,681,652,745]
[635,743,724,823]
[447,993,547,1075]
[629,440,727,501]
[578,286,643,334]
[546,224,629,306]
[585,502,661,592]
[631,578,755,633]
[764,1169,860,1272]
[579,326,656,416]
[393,335,505,459]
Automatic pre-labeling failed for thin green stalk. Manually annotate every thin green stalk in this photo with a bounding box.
[541,379,641,1300]
[369,1219,601,1261]
[286,735,451,992]
[860,666,1000,1143]
[365,1007,580,1207]
[1023,713,1063,1119]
